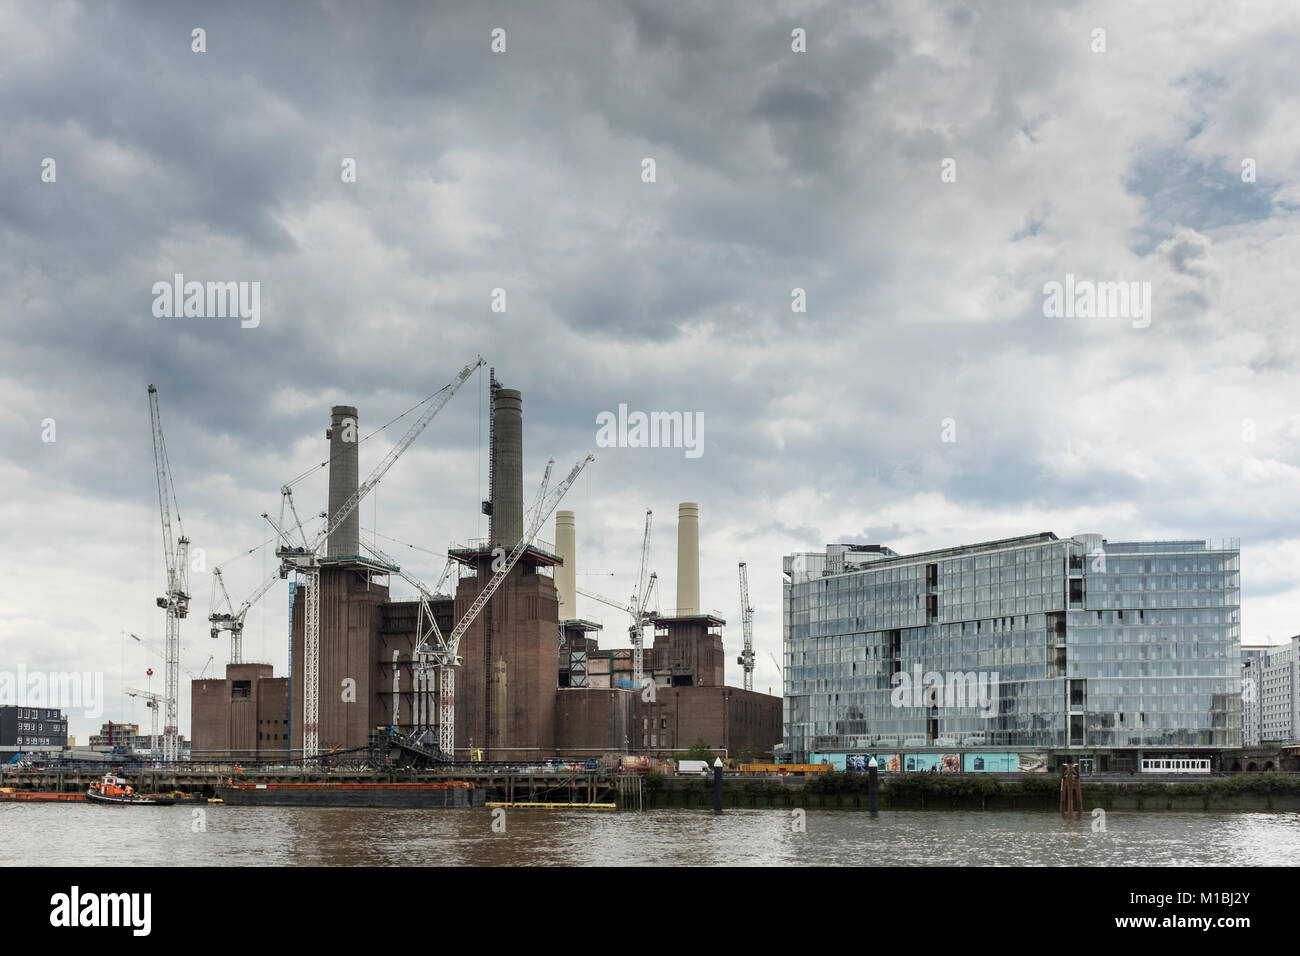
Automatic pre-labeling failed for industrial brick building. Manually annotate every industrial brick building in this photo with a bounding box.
[192,373,781,762]
[191,663,287,759]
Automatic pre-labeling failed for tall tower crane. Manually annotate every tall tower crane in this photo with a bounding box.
[147,385,189,762]
[738,561,756,692]
[274,357,483,759]
[421,454,594,758]
[629,510,653,686]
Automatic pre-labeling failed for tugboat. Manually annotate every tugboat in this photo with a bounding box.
[86,771,175,806]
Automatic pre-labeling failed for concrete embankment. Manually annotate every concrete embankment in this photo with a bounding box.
[644,773,1300,812]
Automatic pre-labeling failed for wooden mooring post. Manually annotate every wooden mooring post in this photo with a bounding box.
[1059,763,1083,815]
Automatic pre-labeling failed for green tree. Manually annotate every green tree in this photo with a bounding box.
[680,737,714,763]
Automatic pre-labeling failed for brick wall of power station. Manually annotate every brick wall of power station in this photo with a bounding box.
[638,686,782,757]
[454,557,561,760]
[191,663,289,758]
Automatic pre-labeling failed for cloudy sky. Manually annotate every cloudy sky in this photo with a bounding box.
[2,0,1298,742]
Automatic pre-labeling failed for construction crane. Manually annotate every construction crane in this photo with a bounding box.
[207,537,280,665]
[576,575,658,679]
[147,385,189,762]
[421,454,595,758]
[358,538,457,740]
[125,686,162,751]
[124,631,207,680]
[573,509,656,686]
[274,357,483,759]
[209,564,281,665]
[523,458,554,529]
[738,561,756,691]
[629,510,653,686]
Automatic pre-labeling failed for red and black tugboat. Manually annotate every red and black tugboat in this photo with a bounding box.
[86,771,175,806]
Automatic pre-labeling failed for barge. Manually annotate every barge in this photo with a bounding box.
[0,788,84,802]
[216,781,486,808]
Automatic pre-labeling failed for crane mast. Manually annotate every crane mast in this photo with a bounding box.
[148,385,189,762]
[276,357,482,759]
[630,510,653,687]
[359,539,457,747]
[738,561,755,692]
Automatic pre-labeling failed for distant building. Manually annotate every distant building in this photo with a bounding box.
[0,706,68,752]
[783,534,1242,770]
[1241,645,1270,747]
[1255,637,1300,743]
[88,721,137,750]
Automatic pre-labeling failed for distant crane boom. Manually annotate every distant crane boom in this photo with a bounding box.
[126,686,162,751]
[297,357,485,559]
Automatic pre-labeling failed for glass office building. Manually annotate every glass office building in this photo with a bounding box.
[782,533,1241,763]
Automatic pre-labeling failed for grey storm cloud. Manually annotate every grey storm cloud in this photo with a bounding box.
[4,0,1300,739]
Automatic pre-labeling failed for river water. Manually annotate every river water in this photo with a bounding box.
[4,805,1298,865]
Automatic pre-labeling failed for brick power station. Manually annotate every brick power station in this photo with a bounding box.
[192,376,780,762]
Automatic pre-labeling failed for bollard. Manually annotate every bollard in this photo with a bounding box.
[868,756,879,815]
[713,757,723,815]
[1059,763,1082,815]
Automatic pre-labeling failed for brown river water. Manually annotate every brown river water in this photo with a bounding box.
[3,804,1298,865]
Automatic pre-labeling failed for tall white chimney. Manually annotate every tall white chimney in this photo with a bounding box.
[676,502,700,616]
[555,510,577,619]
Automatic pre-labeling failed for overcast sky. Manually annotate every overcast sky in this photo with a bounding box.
[3,1,1298,742]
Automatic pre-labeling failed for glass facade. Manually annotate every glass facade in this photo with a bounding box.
[782,534,1241,760]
